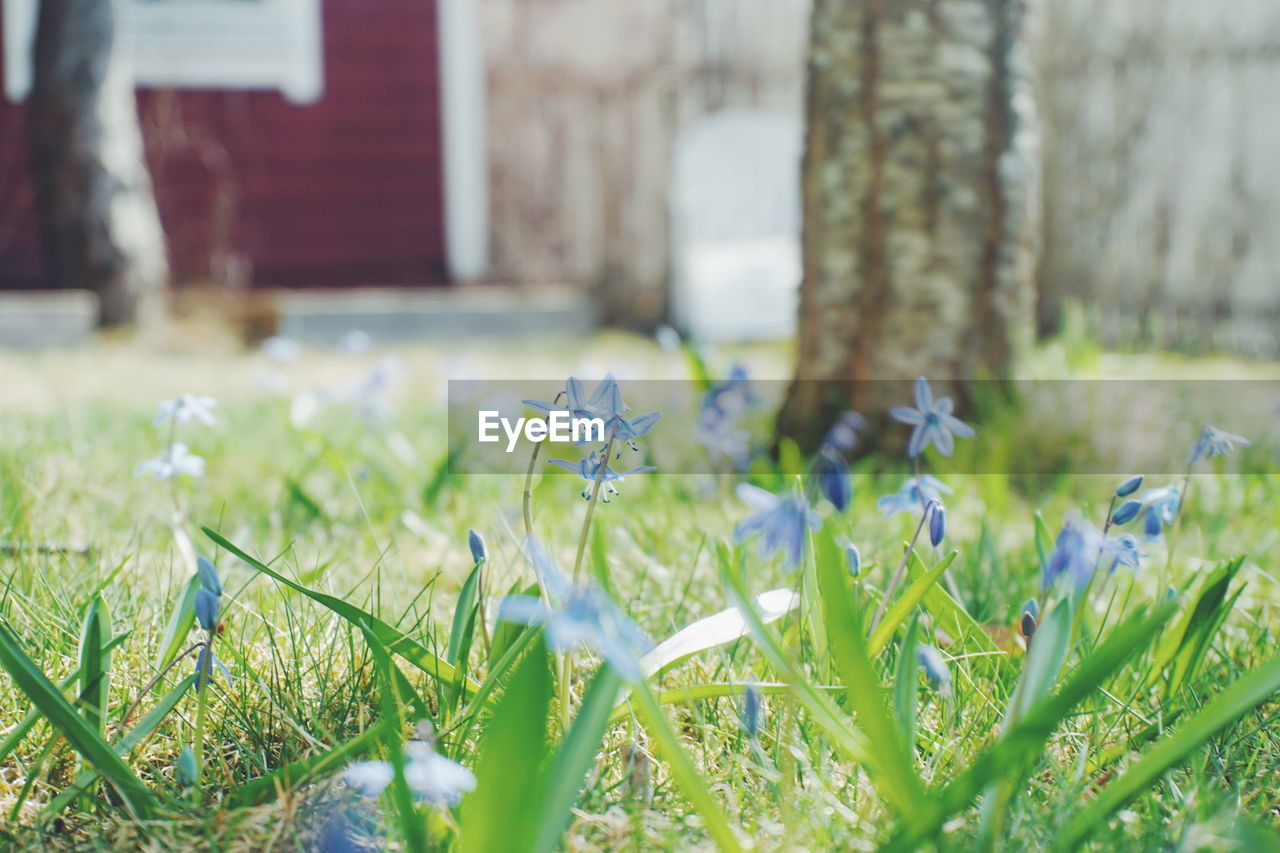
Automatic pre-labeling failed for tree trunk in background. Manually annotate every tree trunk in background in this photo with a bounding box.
[776,0,1038,451]
[28,0,167,328]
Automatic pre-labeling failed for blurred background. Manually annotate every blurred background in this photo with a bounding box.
[0,0,1277,362]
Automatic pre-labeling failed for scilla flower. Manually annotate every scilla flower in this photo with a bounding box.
[877,475,951,519]
[468,529,487,564]
[1101,534,1142,573]
[193,646,232,689]
[815,446,852,511]
[917,645,952,697]
[1042,513,1102,592]
[742,685,762,739]
[890,378,976,458]
[154,395,218,427]
[525,375,660,450]
[1110,499,1142,526]
[1187,425,1251,465]
[497,541,652,682]
[734,483,821,570]
[1139,485,1182,539]
[929,503,947,547]
[549,450,655,501]
[1115,475,1144,498]
[344,727,476,807]
[845,542,862,577]
[134,443,205,480]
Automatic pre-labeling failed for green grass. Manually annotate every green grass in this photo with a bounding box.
[0,335,1278,851]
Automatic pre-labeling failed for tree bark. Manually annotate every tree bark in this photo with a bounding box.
[28,0,168,328]
[776,0,1038,451]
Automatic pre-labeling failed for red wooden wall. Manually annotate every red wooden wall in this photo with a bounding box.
[0,0,448,290]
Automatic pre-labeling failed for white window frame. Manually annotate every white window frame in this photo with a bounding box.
[4,0,324,104]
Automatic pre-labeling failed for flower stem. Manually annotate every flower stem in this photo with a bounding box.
[190,631,214,799]
[870,499,936,634]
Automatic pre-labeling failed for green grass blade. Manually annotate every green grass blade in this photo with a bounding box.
[205,527,479,694]
[716,544,875,769]
[0,622,154,819]
[0,632,129,765]
[1053,652,1280,851]
[631,678,745,853]
[45,674,197,815]
[459,635,552,853]
[530,665,623,853]
[868,550,957,656]
[894,616,921,746]
[77,595,112,734]
[155,574,200,671]
[227,725,384,808]
[881,601,1176,851]
[814,530,925,812]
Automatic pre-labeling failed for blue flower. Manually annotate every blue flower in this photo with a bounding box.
[696,368,755,466]
[815,446,852,511]
[154,395,218,427]
[196,556,222,596]
[1101,533,1142,573]
[823,411,866,453]
[549,450,656,501]
[1115,475,1144,497]
[917,645,952,697]
[193,645,232,689]
[876,475,952,519]
[194,588,220,631]
[742,685,762,739]
[468,529,487,564]
[929,503,947,547]
[733,483,821,570]
[845,542,862,577]
[134,442,205,480]
[1110,499,1142,526]
[524,375,661,450]
[889,378,976,458]
[1042,513,1102,592]
[344,737,476,807]
[497,541,652,682]
[1187,425,1251,465]
[1139,485,1181,540]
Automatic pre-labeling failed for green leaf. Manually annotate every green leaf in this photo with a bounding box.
[881,602,1176,852]
[205,527,478,695]
[359,623,430,853]
[155,574,200,672]
[1149,555,1245,696]
[226,725,384,808]
[460,635,553,853]
[894,616,921,746]
[868,550,957,656]
[904,549,999,660]
[630,678,745,853]
[0,622,154,819]
[530,665,623,853]
[716,544,875,772]
[77,595,112,734]
[1053,652,1280,851]
[44,674,198,816]
[0,632,129,765]
[814,531,925,812]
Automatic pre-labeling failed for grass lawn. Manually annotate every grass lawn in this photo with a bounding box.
[1,333,1278,851]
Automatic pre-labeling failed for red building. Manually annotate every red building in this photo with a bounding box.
[0,0,488,292]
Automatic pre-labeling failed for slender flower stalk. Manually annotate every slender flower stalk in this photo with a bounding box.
[870,498,939,633]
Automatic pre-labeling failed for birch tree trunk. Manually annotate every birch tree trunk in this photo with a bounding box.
[28,0,168,328]
[776,0,1038,450]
